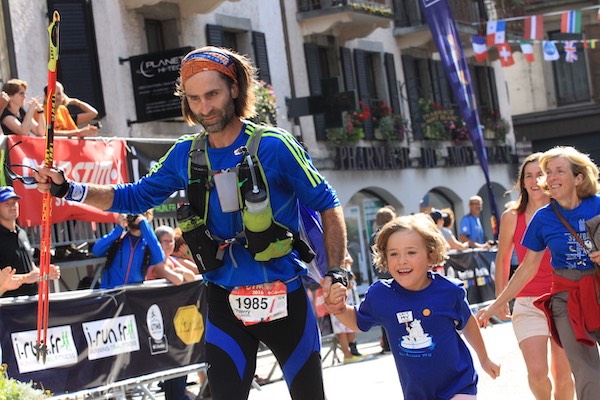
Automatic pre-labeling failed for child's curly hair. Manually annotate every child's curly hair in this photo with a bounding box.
[372,214,447,273]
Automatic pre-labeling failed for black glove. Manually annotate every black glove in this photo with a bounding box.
[49,169,70,198]
[324,269,349,288]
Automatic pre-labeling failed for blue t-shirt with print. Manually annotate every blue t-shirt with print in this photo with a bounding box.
[356,274,478,399]
[523,195,600,271]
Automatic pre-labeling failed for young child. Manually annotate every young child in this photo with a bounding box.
[326,214,500,399]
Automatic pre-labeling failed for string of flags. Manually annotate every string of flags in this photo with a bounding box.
[472,5,600,67]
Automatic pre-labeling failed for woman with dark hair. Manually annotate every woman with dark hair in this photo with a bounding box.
[493,153,573,399]
[479,146,600,399]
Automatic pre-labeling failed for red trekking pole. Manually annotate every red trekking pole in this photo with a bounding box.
[35,10,60,363]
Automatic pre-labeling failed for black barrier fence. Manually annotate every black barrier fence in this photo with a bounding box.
[0,281,333,396]
[444,250,497,306]
[0,280,206,395]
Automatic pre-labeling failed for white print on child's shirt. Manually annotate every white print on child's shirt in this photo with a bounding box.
[396,311,435,356]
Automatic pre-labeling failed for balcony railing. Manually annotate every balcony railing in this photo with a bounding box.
[394,0,483,28]
[296,0,393,40]
[298,0,393,15]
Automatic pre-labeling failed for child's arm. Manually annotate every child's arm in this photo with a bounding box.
[332,305,360,332]
[461,315,501,379]
[323,282,361,331]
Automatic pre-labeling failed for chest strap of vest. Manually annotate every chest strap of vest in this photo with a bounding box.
[180,124,314,271]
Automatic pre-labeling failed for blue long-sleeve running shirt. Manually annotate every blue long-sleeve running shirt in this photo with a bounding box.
[109,122,339,289]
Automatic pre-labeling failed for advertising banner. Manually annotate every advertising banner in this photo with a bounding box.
[444,250,496,306]
[126,138,187,220]
[5,136,128,227]
[0,281,206,395]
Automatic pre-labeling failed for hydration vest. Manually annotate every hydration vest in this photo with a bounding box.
[182,123,315,272]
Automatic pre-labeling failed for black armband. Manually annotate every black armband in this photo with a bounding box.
[324,269,349,288]
[49,169,70,198]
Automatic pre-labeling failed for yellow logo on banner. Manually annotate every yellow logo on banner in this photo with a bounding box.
[173,305,204,345]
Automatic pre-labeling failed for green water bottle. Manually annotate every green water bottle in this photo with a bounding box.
[243,189,271,232]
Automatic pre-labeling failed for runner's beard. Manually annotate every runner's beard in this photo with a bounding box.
[197,100,236,133]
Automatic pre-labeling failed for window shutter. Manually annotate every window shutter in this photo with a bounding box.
[48,0,105,118]
[206,24,224,46]
[384,53,401,114]
[340,47,355,91]
[402,55,423,140]
[252,31,271,84]
[304,43,326,140]
[588,25,600,102]
[431,60,451,107]
[354,49,373,139]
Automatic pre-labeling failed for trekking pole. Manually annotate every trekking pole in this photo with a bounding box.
[35,10,60,363]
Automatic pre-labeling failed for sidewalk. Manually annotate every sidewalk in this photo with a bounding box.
[245,321,534,400]
[157,321,534,400]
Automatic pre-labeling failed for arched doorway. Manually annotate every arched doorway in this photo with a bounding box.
[343,189,401,294]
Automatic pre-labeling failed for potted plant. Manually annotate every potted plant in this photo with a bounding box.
[376,114,407,143]
[482,111,510,143]
[418,98,454,141]
[326,102,370,145]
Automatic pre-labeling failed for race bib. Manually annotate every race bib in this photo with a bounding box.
[229,281,288,326]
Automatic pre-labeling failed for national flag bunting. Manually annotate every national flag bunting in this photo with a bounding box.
[519,41,535,62]
[472,35,488,61]
[560,10,582,34]
[497,43,514,67]
[523,15,544,40]
[564,40,578,63]
[543,41,560,61]
[487,20,506,46]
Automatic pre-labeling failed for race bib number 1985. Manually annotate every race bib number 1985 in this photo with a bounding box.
[229,281,288,326]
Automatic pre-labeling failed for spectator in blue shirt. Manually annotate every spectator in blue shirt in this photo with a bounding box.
[459,195,490,249]
[92,211,164,289]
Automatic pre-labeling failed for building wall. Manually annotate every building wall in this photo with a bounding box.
[4,0,518,253]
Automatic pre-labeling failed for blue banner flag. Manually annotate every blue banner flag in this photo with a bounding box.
[419,0,500,237]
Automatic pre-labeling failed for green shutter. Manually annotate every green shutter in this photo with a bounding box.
[252,31,271,84]
[206,24,224,47]
[384,53,401,115]
[48,0,105,118]
[340,47,355,91]
[402,54,423,140]
[304,43,326,141]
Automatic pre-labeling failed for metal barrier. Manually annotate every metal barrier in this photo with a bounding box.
[50,363,208,400]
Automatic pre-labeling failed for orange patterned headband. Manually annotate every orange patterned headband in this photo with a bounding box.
[180,50,237,85]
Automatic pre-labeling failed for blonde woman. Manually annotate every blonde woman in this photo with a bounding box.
[479,146,600,399]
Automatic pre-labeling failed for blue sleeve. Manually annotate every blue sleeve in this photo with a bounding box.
[355,286,379,332]
[139,219,165,265]
[522,208,546,252]
[453,284,473,330]
[259,130,339,212]
[110,136,193,214]
[459,216,471,237]
[92,225,124,256]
